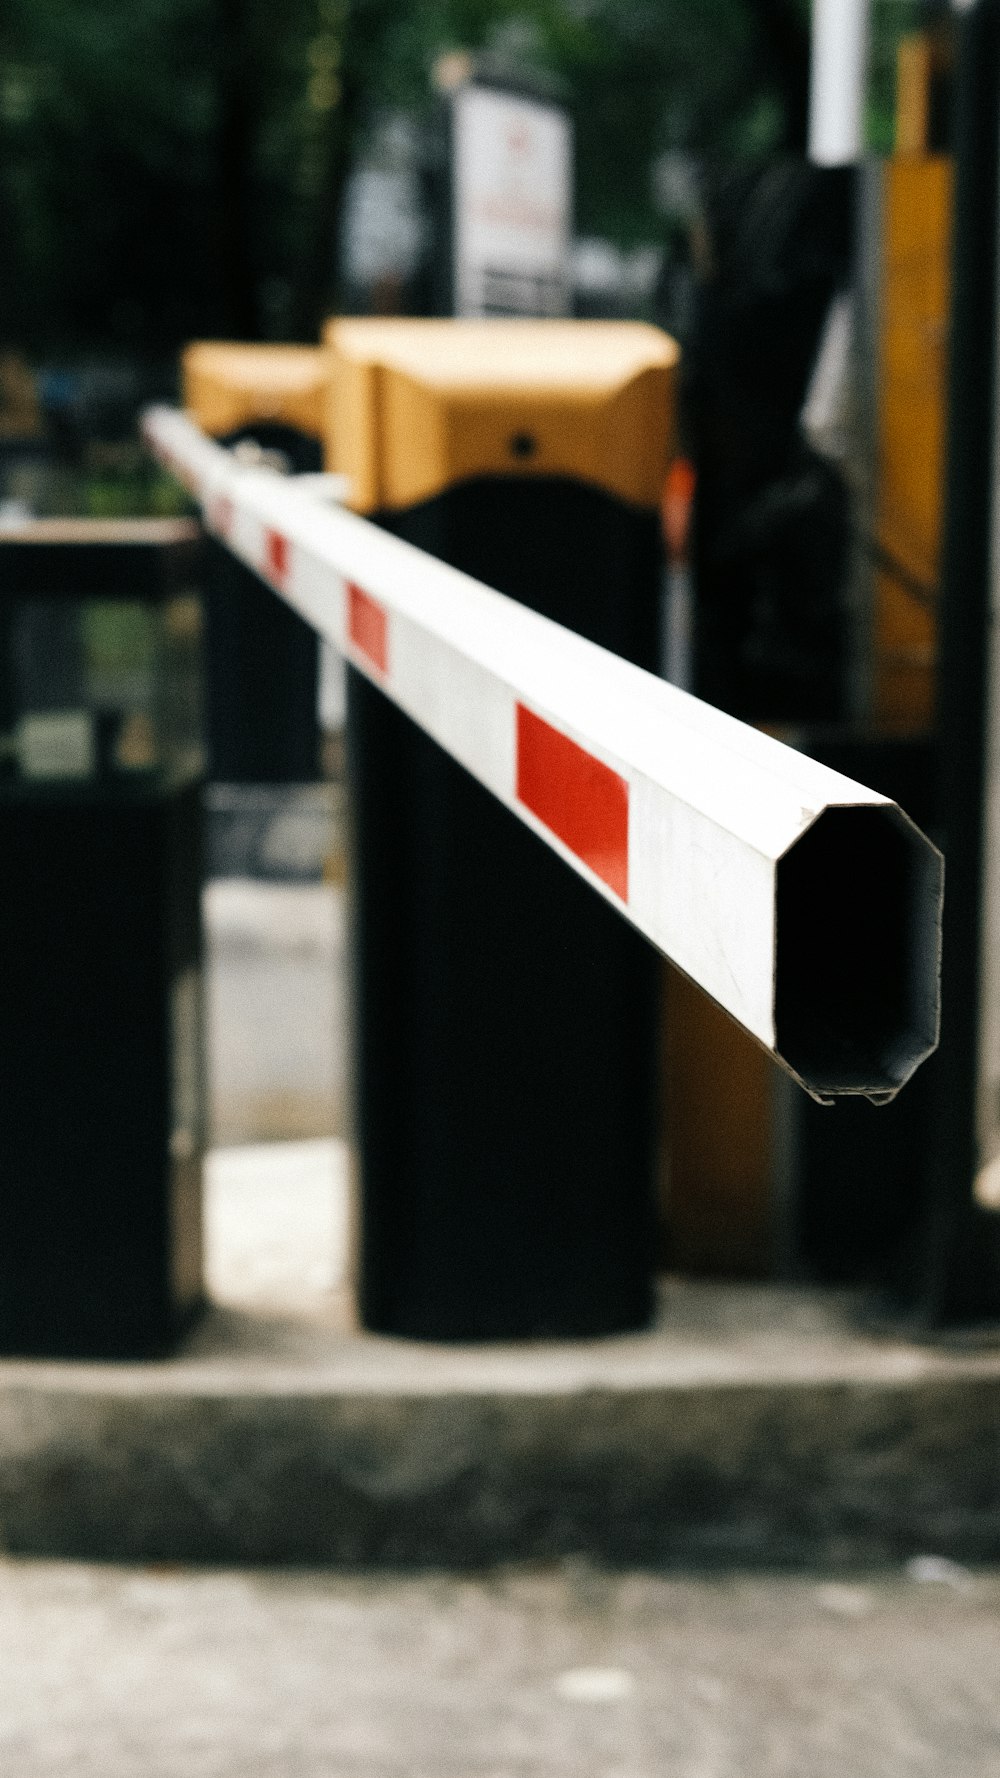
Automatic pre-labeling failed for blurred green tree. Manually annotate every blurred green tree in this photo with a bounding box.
[0,0,816,357]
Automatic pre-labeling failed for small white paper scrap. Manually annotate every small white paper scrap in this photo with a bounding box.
[553,1668,635,1703]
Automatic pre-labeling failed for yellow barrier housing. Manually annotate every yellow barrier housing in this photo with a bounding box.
[182,342,328,440]
[322,318,679,514]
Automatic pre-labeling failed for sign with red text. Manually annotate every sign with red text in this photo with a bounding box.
[452,84,572,319]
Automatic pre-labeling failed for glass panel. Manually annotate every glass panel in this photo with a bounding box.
[0,593,203,784]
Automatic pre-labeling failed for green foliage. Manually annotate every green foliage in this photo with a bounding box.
[83,465,193,518]
[867,0,926,153]
[0,0,814,358]
[1,0,223,350]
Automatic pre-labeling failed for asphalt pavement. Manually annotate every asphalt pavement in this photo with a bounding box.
[0,1559,996,1776]
[204,880,346,1146]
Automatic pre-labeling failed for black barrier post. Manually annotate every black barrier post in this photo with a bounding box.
[913,0,1000,1326]
[0,520,205,1357]
[332,321,674,1340]
[775,731,939,1292]
[205,423,322,783]
[757,8,1000,1321]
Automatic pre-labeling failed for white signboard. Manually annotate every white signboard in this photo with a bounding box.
[452,84,572,318]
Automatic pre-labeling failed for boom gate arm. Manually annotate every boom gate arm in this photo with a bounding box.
[144,404,942,1104]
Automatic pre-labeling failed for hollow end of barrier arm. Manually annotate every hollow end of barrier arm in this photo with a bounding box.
[773,802,943,1105]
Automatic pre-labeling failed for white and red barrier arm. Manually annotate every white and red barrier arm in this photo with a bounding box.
[143,404,942,1103]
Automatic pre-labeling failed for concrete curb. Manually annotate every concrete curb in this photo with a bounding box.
[0,1286,998,1567]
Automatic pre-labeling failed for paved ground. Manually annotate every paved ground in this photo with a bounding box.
[204,1138,350,1314]
[204,882,346,1145]
[0,1558,996,1776]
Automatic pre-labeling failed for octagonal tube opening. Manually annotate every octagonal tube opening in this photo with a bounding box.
[774,804,942,1102]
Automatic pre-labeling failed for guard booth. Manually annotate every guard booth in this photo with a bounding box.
[0,519,205,1356]
[324,318,679,1339]
[182,342,329,782]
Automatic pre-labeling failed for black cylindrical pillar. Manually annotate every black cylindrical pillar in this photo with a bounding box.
[328,319,677,1339]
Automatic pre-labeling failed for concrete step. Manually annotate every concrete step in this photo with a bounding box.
[1,1137,998,1568]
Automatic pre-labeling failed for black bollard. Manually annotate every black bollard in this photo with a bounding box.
[0,519,205,1356]
[327,319,678,1340]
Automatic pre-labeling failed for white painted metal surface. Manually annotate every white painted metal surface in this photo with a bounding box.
[144,405,942,1103]
[809,0,871,167]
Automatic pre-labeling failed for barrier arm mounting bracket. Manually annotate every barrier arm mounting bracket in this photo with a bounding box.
[144,405,943,1105]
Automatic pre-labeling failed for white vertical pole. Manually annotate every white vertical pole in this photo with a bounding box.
[809,0,871,167]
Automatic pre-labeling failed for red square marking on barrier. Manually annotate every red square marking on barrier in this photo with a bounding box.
[515,705,629,900]
[348,583,389,675]
[265,529,290,586]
